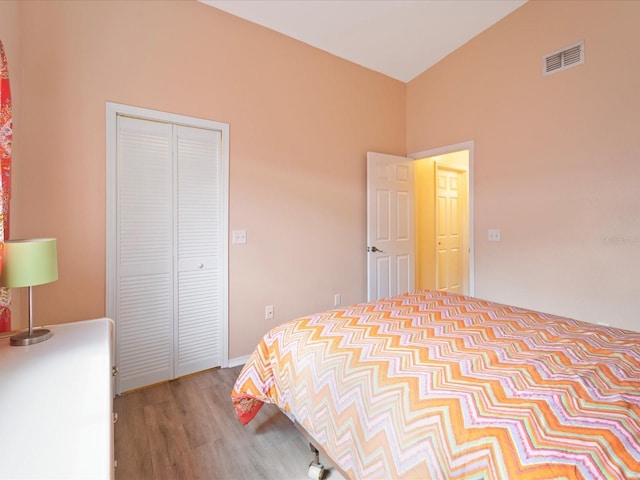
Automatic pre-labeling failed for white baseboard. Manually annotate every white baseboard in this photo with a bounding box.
[227,354,250,368]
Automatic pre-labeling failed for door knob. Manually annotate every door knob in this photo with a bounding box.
[368,246,384,253]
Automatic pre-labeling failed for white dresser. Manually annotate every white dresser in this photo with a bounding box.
[0,318,115,479]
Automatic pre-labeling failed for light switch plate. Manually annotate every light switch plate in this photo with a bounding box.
[488,229,501,242]
[265,305,274,320]
[232,229,247,244]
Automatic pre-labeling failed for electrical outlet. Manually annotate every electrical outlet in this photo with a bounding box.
[265,305,274,320]
[334,294,341,306]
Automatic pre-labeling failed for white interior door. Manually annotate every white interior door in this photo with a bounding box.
[175,125,224,377]
[115,116,174,392]
[107,103,229,394]
[410,141,475,297]
[436,166,464,293]
[366,152,415,301]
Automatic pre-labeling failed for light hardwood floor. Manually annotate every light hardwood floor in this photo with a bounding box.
[114,366,344,480]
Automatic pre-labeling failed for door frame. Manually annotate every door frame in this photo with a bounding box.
[105,102,230,387]
[409,141,475,296]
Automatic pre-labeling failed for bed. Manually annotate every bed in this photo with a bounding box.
[231,290,640,479]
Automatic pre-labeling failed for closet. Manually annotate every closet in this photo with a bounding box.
[106,104,228,394]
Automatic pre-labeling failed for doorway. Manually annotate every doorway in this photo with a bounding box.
[412,142,474,296]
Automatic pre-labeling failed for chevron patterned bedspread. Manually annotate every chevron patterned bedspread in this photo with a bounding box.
[231,290,640,479]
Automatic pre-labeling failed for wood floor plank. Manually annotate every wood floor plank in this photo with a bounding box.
[168,374,221,449]
[144,399,198,479]
[114,366,345,480]
[113,389,154,477]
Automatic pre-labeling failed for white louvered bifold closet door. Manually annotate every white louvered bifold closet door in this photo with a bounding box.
[115,116,224,393]
[175,125,223,377]
[117,117,174,393]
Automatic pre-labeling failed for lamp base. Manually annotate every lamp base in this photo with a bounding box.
[10,328,53,346]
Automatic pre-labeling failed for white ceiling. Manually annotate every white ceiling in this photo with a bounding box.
[200,0,527,82]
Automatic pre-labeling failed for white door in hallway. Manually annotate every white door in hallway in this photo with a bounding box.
[436,167,464,293]
[366,152,415,301]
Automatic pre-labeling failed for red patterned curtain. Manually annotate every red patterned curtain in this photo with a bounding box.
[0,40,12,332]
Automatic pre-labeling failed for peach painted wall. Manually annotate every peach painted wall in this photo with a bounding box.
[407,0,640,331]
[10,1,405,357]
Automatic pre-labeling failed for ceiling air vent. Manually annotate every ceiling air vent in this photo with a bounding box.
[543,41,584,76]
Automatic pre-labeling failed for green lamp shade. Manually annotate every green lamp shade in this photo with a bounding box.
[0,238,58,288]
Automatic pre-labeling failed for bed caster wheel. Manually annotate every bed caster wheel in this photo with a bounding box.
[308,462,325,480]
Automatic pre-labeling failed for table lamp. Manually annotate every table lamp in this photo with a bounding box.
[0,238,58,346]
